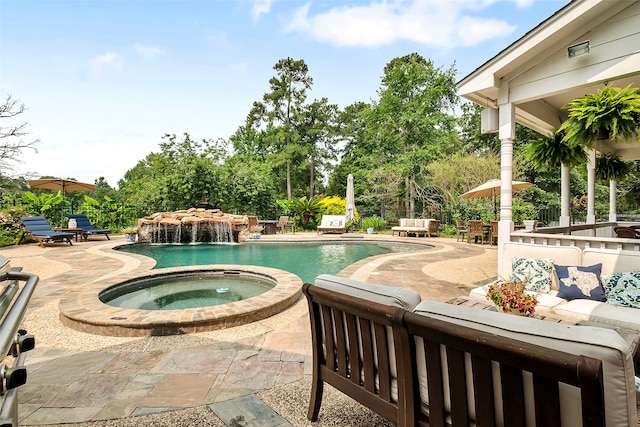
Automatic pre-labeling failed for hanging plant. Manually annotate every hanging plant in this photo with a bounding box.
[527,133,586,170]
[596,152,631,181]
[558,84,640,148]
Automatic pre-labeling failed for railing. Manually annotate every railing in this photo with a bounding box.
[0,257,38,427]
[510,221,640,251]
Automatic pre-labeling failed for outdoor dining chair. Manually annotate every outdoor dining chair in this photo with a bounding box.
[489,220,498,245]
[455,219,467,242]
[277,216,295,234]
[467,220,486,244]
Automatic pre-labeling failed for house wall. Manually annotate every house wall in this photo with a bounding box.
[509,2,640,105]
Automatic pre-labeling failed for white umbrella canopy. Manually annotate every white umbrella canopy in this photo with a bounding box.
[346,174,355,223]
[460,179,533,217]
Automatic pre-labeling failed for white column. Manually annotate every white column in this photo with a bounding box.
[560,165,571,227]
[497,102,515,278]
[586,149,596,224]
[609,179,617,222]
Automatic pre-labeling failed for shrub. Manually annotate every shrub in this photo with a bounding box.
[0,207,29,246]
[361,215,387,231]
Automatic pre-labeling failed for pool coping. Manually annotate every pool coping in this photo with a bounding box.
[59,237,436,337]
[59,264,303,337]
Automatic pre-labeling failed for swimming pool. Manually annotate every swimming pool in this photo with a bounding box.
[117,241,422,284]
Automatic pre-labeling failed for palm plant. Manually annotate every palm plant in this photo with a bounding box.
[558,84,640,148]
[292,196,322,229]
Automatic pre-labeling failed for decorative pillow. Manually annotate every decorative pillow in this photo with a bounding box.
[555,264,605,301]
[601,271,640,309]
[511,257,553,293]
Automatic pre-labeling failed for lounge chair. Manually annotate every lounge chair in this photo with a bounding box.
[20,216,74,247]
[316,215,346,234]
[66,214,111,240]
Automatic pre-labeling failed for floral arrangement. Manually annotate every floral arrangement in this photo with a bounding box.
[122,226,138,235]
[486,280,538,316]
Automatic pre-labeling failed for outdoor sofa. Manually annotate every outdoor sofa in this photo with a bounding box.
[303,274,637,426]
[391,218,440,237]
[469,242,640,332]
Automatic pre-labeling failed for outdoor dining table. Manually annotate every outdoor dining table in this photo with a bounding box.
[258,220,279,235]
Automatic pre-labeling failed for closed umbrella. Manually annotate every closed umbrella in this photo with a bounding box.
[460,179,533,217]
[346,174,355,226]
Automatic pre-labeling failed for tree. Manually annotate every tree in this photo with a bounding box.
[458,102,500,154]
[0,94,40,176]
[366,54,458,217]
[261,57,313,200]
[118,133,224,211]
[297,98,338,198]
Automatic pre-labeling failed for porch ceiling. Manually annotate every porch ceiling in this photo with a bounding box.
[457,0,640,160]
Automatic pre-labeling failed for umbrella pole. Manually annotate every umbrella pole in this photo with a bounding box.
[493,193,497,220]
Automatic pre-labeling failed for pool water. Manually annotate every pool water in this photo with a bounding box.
[118,242,421,284]
[100,273,274,310]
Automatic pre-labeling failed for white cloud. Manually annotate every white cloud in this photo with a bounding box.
[513,0,535,7]
[88,52,122,77]
[284,0,518,49]
[133,43,165,59]
[252,0,272,22]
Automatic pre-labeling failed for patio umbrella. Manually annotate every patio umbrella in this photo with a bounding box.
[27,178,96,222]
[460,179,533,217]
[27,178,96,193]
[346,174,355,227]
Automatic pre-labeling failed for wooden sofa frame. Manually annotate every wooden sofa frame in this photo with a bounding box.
[302,283,607,427]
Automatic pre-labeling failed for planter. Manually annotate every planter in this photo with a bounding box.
[125,234,136,243]
[251,232,262,239]
[498,306,527,316]
[367,227,374,235]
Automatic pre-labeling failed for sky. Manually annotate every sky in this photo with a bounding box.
[0,0,569,188]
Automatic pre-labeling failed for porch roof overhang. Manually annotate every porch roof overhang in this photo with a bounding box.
[457,0,640,159]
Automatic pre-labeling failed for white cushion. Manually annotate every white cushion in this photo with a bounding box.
[554,299,640,332]
[500,243,581,288]
[314,274,421,310]
[583,248,640,275]
[412,300,636,427]
[399,218,408,227]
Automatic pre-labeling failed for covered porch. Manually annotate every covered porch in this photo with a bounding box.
[457,0,640,273]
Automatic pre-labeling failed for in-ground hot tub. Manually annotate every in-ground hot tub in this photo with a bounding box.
[100,271,276,310]
[59,265,302,337]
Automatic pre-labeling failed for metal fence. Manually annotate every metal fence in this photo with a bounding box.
[0,199,151,230]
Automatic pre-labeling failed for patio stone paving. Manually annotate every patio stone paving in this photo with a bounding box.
[1,232,497,426]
